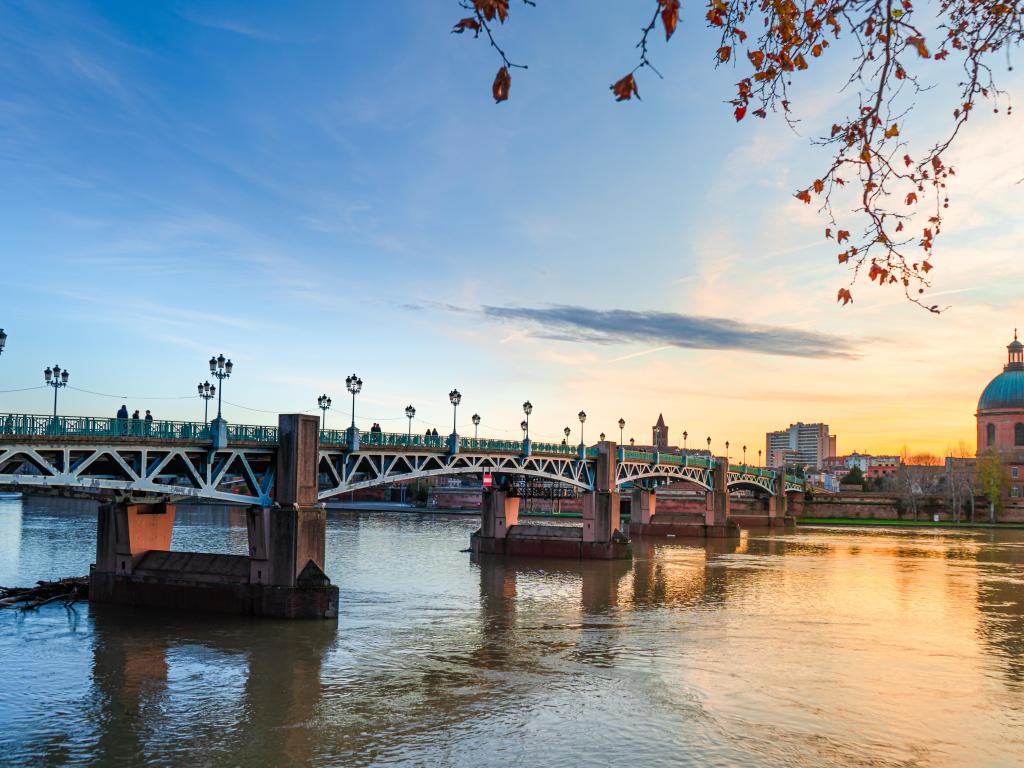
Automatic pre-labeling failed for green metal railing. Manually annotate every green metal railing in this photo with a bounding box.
[0,413,279,444]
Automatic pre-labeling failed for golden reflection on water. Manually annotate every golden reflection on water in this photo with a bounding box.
[2,503,1024,766]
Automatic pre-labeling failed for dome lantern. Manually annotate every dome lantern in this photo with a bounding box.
[1008,328,1023,370]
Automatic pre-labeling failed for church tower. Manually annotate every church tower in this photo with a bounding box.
[652,414,668,449]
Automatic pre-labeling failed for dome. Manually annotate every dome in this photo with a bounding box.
[978,368,1024,411]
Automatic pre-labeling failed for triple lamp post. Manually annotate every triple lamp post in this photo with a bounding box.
[208,354,232,448]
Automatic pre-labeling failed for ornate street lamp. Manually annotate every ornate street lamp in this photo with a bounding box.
[599,432,606,442]
[683,430,688,451]
[758,448,762,467]
[743,444,747,465]
[725,441,730,462]
[405,404,416,443]
[198,381,216,423]
[578,410,586,448]
[208,354,233,421]
[520,419,528,437]
[345,374,362,430]
[342,373,363,451]
[522,400,532,441]
[706,436,712,456]
[318,393,332,430]
[618,418,625,444]
[0,328,6,356]
[472,413,481,439]
[449,389,461,436]
[207,354,233,448]
[44,364,69,419]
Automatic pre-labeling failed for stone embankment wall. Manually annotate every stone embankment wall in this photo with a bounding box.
[802,492,1024,523]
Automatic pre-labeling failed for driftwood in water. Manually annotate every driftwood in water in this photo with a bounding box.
[0,577,88,610]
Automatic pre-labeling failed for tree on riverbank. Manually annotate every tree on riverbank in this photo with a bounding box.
[976,452,1010,522]
[452,0,1023,311]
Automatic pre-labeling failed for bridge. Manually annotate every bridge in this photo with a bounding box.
[1,412,805,619]
[0,413,804,506]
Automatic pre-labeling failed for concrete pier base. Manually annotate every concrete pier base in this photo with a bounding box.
[473,444,632,560]
[88,413,339,620]
[471,525,631,560]
[629,512,741,538]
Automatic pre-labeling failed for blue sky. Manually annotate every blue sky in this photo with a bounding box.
[1,1,1023,455]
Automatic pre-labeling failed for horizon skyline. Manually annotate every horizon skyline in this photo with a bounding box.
[1,3,1022,459]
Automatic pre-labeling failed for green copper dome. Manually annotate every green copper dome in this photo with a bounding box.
[979,368,1024,411]
[979,332,1024,411]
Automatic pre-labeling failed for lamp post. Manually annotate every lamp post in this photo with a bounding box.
[725,441,730,463]
[0,328,6,356]
[522,401,532,439]
[577,410,586,448]
[472,413,481,439]
[44,364,69,419]
[630,438,635,446]
[706,436,712,456]
[344,374,362,451]
[448,389,461,453]
[405,405,416,443]
[563,426,570,447]
[599,432,606,442]
[520,420,528,437]
[758,448,762,467]
[743,445,747,465]
[683,430,688,451]
[208,354,233,448]
[618,418,625,444]
[318,393,332,431]
[198,381,216,423]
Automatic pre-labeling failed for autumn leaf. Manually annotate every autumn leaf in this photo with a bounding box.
[905,192,918,205]
[748,50,765,69]
[660,0,680,40]
[492,66,511,103]
[812,179,824,194]
[795,189,811,204]
[838,251,849,263]
[884,123,899,138]
[610,73,639,101]
[907,36,930,58]
[474,0,509,23]
[825,228,833,239]
[717,46,731,62]
[837,229,850,243]
[451,17,481,35]
[921,260,933,273]
[903,154,913,167]
[837,288,853,305]
[734,105,746,121]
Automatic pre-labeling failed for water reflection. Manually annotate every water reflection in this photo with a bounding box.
[89,607,334,766]
[2,505,1024,766]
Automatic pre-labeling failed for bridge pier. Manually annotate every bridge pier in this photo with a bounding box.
[89,414,338,619]
[471,441,630,560]
[630,457,739,538]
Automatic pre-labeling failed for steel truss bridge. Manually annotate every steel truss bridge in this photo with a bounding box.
[0,414,804,506]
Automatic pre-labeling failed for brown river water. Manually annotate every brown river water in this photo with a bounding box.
[1,496,1023,767]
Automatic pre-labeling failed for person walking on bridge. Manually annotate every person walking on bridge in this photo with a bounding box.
[116,404,128,436]
[144,410,153,435]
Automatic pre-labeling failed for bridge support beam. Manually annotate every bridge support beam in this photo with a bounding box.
[480,489,519,539]
[89,413,338,619]
[629,489,656,526]
[471,441,630,560]
[92,501,176,578]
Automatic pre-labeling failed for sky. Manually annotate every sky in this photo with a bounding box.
[1,1,1022,458]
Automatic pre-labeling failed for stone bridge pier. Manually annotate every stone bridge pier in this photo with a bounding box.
[629,457,740,538]
[89,413,338,619]
[472,441,630,560]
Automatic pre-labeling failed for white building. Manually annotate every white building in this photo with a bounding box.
[766,422,834,469]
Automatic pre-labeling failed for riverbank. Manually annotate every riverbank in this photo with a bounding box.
[797,517,1024,529]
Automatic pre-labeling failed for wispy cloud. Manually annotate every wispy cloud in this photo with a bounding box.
[479,305,858,359]
[178,12,324,43]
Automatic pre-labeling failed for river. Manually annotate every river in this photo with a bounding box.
[1,496,1022,767]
